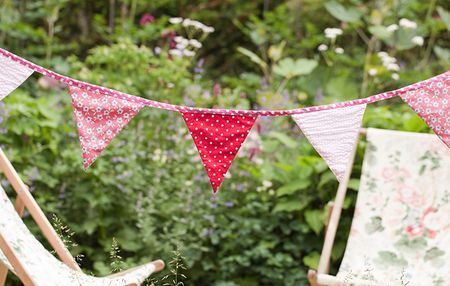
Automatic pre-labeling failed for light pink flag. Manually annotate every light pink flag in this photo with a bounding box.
[69,86,144,168]
[292,104,367,182]
[400,75,450,148]
[0,54,34,100]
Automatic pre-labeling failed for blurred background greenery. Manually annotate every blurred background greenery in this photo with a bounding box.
[0,0,449,285]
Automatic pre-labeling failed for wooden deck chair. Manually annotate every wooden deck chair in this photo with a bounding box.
[0,147,164,286]
[308,128,450,286]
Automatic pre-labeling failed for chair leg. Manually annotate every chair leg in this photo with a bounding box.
[0,266,7,286]
[308,269,319,286]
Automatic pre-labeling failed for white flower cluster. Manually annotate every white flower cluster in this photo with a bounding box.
[411,36,424,46]
[317,44,344,54]
[169,36,201,57]
[168,17,212,58]
[386,18,423,46]
[169,17,214,33]
[377,52,400,80]
[377,52,400,71]
[399,18,417,29]
[324,27,343,39]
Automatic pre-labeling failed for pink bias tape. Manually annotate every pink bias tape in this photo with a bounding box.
[0,47,448,116]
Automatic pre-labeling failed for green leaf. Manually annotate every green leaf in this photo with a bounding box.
[375,251,407,267]
[304,209,324,235]
[437,6,450,31]
[269,131,298,148]
[365,216,384,234]
[277,179,311,196]
[273,58,318,78]
[324,1,361,23]
[303,251,320,269]
[368,25,392,40]
[347,178,360,191]
[268,41,286,62]
[237,47,267,70]
[434,46,450,64]
[273,199,309,213]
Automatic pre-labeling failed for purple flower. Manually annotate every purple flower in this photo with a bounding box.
[236,184,245,192]
[213,83,221,97]
[140,13,155,25]
[224,201,234,208]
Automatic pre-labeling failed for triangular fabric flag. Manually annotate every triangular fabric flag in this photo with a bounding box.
[292,104,367,182]
[400,77,450,148]
[0,54,34,100]
[182,112,258,192]
[69,86,144,168]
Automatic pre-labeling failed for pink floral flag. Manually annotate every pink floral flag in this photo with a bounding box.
[292,104,367,182]
[69,86,144,168]
[400,76,450,148]
[181,112,258,192]
[0,53,34,100]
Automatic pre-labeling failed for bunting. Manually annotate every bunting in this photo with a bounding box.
[292,104,367,182]
[400,76,450,148]
[182,112,257,192]
[0,53,33,100]
[70,86,144,168]
[0,48,449,193]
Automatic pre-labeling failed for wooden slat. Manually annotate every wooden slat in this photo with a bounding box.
[316,129,366,274]
[0,148,80,272]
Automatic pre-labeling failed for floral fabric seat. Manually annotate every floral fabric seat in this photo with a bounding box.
[0,185,158,286]
[317,128,450,286]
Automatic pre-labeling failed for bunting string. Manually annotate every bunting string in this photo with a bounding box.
[0,47,449,192]
[0,47,448,116]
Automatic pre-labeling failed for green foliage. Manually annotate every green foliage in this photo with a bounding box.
[0,0,448,285]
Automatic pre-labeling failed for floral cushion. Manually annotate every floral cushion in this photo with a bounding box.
[336,128,450,286]
[0,186,156,286]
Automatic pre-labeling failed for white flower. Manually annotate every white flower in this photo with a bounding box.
[324,28,343,39]
[386,24,399,32]
[377,51,400,71]
[168,49,183,57]
[262,180,272,188]
[202,26,214,33]
[391,73,399,80]
[399,18,417,29]
[182,18,193,27]
[176,43,187,50]
[386,63,400,71]
[318,44,328,51]
[335,47,344,54]
[169,17,183,24]
[189,39,202,48]
[411,36,424,46]
[183,50,195,57]
[368,68,378,76]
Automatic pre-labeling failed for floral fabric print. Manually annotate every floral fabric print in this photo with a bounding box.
[336,128,450,286]
[70,86,144,168]
[401,75,450,149]
[0,186,156,285]
[182,112,257,192]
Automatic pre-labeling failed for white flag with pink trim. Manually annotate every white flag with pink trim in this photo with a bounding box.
[0,53,34,100]
[292,104,367,182]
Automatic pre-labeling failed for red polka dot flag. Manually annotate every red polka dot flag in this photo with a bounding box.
[182,112,258,192]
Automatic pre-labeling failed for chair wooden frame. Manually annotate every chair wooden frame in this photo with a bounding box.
[307,128,367,286]
[0,147,164,286]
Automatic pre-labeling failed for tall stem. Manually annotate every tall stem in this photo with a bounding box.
[360,37,376,97]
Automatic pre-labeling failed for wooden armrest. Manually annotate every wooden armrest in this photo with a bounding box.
[106,260,165,279]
